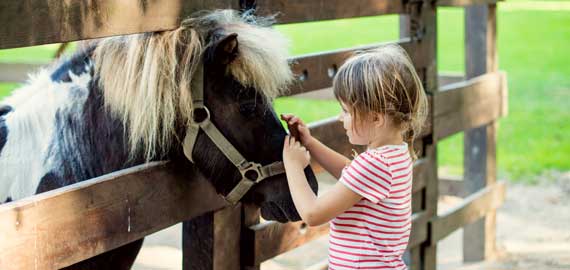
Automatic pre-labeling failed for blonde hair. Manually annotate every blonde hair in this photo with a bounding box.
[93,10,293,161]
[333,44,428,160]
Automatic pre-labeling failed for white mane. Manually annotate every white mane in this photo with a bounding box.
[94,10,293,160]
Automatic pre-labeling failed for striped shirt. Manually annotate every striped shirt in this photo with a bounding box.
[329,143,413,270]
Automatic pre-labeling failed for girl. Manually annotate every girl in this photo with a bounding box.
[282,44,428,270]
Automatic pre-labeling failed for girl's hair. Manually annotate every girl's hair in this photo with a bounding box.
[333,44,428,160]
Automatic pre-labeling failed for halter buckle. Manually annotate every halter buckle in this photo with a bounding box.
[192,106,210,124]
[238,162,264,183]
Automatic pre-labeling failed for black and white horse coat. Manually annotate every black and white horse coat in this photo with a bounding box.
[0,10,318,269]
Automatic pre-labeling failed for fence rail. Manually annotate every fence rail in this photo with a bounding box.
[0,0,507,269]
[0,162,227,270]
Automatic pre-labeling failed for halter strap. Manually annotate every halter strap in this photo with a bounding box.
[182,63,285,205]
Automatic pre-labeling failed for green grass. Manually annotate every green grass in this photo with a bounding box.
[0,83,19,98]
[433,7,570,180]
[1,2,569,181]
[276,15,400,55]
[275,5,570,181]
[0,44,68,63]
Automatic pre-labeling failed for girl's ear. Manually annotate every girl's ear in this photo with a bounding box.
[373,113,386,127]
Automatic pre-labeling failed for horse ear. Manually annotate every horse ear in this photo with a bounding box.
[213,33,239,65]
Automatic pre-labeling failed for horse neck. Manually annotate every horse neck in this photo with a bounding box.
[0,54,145,202]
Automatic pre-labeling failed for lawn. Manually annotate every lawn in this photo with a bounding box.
[1,1,568,181]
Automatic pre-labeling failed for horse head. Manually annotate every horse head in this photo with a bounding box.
[94,10,318,222]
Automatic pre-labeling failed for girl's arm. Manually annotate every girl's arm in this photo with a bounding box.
[281,114,349,179]
[304,138,349,179]
[283,136,361,226]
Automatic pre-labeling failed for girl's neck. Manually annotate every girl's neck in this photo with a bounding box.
[367,131,404,149]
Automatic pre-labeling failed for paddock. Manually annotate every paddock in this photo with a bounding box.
[0,1,507,269]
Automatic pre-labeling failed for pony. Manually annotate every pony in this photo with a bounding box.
[0,10,318,269]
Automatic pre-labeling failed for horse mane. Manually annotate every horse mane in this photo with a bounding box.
[93,10,293,161]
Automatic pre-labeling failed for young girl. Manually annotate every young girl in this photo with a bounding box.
[282,44,428,270]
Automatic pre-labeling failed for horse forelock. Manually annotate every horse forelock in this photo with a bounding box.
[94,9,293,161]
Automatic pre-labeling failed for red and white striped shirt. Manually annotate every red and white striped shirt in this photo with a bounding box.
[329,143,413,270]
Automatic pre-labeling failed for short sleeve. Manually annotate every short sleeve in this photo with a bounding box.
[339,151,393,203]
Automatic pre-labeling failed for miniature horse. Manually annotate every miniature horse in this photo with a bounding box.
[0,10,318,269]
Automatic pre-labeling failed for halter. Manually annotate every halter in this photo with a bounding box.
[182,62,285,205]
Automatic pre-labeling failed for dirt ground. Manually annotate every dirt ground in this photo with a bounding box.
[133,171,570,270]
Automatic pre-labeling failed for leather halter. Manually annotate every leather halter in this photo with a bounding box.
[182,62,285,205]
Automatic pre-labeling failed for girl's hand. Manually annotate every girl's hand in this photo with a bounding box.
[280,114,314,147]
[283,135,311,170]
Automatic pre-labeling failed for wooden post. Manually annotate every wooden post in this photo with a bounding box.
[463,3,498,262]
[183,213,214,270]
[400,12,410,39]
[400,10,420,270]
[419,2,438,270]
[241,204,261,270]
[183,205,242,270]
[404,1,438,269]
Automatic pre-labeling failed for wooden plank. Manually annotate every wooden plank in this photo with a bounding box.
[0,0,191,49]
[433,72,507,140]
[416,3,438,94]
[251,220,329,265]
[412,188,424,214]
[0,161,227,270]
[408,211,429,249]
[291,88,335,100]
[421,145,438,270]
[0,63,45,83]
[434,97,502,140]
[435,72,505,117]
[439,177,465,197]
[241,203,263,269]
[439,72,465,87]
[253,0,405,24]
[287,39,426,96]
[213,205,242,270]
[409,1,439,268]
[183,213,214,270]
[0,0,405,49]
[463,3,499,262]
[182,204,242,270]
[431,181,505,244]
[252,210,429,264]
[412,158,430,194]
[0,40,423,88]
[1,40,428,94]
[437,0,500,7]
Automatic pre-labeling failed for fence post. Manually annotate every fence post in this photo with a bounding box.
[419,1,438,270]
[404,1,438,269]
[400,8,422,270]
[183,205,242,270]
[241,204,261,270]
[183,213,214,270]
[463,3,498,262]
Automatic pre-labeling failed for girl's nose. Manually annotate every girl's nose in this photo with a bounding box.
[338,113,343,122]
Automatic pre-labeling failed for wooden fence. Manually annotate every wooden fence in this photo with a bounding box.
[0,0,507,269]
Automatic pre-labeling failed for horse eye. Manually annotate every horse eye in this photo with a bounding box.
[239,101,257,117]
